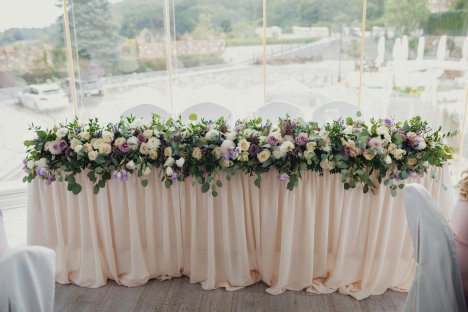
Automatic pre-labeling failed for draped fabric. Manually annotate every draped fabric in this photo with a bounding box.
[27,167,453,300]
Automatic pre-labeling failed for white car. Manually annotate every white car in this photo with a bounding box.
[18,84,69,111]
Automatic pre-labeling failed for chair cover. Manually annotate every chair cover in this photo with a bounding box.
[180,102,232,122]
[0,246,55,312]
[403,184,467,312]
[254,101,305,122]
[0,209,9,258]
[311,101,360,125]
[122,104,171,121]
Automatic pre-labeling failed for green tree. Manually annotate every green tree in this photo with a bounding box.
[384,0,430,34]
[56,0,120,73]
[192,14,216,39]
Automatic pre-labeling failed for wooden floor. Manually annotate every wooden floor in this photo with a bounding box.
[55,277,406,312]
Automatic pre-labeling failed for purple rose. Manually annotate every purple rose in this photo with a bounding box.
[65,147,73,156]
[384,118,393,126]
[295,133,308,146]
[119,142,130,153]
[278,173,290,182]
[120,170,129,181]
[249,144,261,156]
[59,140,68,150]
[36,167,46,177]
[171,173,179,181]
[267,135,279,145]
[50,142,62,155]
[368,137,382,149]
[137,133,146,144]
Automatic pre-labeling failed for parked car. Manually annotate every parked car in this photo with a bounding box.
[62,78,103,97]
[17,84,69,111]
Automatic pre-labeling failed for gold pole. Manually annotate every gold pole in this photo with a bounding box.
[63,0,78,116]
[358,0,367,108]
[263,0,267,105]
[164,0,174,114]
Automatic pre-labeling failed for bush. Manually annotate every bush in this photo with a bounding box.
[425,10,468,36]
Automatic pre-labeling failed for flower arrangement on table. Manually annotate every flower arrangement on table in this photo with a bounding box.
[23,113,456,197]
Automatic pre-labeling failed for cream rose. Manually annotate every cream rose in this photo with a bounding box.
[165,166,174,176]
[407,157,418,166]
[88,150,99,161]
[126,160,136,170]
[147,137,161,150]
[238,139,251,152]
[238,152,249,162]
[83,143,93,153]
[363,150,375,160]
[127,136,138,149]
[392,149,406,160]
[101,131,114,143]
[149,150,158,160]
[225,131,237,141]
[257,149,271,163]
[320,159,334,170]
[176,157,185,168]
[143,129,154,139]
[212,147,222,159]
[192,147,202,160]
[304,149,315,160]
[306,141,317,151]
[79,131,91,141]
[114,137,126,147]
[221,159,233,167]
[139,143,149,155]
[91,138,104,150]
[99,143,112,155]
[164,156,175,167]
[164,146,172,157]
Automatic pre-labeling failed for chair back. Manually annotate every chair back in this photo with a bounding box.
[0,246,56,312]
[312,101,360,125]
[122,104,171,121]
[254,101,305,123]
[180,102,232,122]
[0,209,8,258]
[403,184,467,312]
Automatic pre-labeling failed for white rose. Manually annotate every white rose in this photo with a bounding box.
[220,140,235,154]
[166,166,174,176]
[343,125,353,135]
[126,160,136,170]
[88,150,99,161]
[143,167,151,176]
[176,157,185,168]
[35,158,48,168]
[56,127,68,138]
[385,154,392,164]
[205,130,219,140]
[70,138,82,150]
[306,141,317,151]
[101,131,114,143]
[114,137,126,147]
[79,131,91,141]
[127,136,138,149]
[99,143,112,155]
[377,126,389,136]
[147,137,161,150]
[27,160,35,169]
[238,139,251,151]
[417,141,427,150]
[164,156,175,167]
[225,131,237,141]
[75,145,83,153]
[149,150,158,160]
[279,141,295,155]
[322,145,331,153]
[272,147,284,159]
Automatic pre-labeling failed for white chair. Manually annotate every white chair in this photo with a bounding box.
[253,101,305,123]
[180,102,232,122]
[403,184,467,312]
[0,210,56,312]
[0,246,56,312]
[311,101,360,125]
[122,104,171,121]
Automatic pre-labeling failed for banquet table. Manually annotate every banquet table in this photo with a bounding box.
[27,166,453,300]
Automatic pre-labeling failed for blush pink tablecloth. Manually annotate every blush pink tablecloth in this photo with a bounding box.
[27,167,453,300]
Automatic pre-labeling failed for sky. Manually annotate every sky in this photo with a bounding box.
[0,0,123,32]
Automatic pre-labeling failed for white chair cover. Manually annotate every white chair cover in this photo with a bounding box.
[122,104,171,121]
[254,101,305,122]
[0,209,9,258]
[403,184,467,312]
[311,101,360,125]
[180,102,232,122]
[0,246,56,312]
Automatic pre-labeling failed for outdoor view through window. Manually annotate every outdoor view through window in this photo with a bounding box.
[0,0,467,196]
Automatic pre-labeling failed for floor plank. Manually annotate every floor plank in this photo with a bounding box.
[55,277,407,312]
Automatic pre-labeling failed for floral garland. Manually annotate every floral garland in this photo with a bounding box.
[23,114,456,197]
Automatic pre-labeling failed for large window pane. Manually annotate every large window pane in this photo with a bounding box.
[0,1,70,191]
[170,0,263,120]
[68,0,170,122]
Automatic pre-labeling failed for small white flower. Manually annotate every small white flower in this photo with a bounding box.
[417,141,427,150]
[385,155,392,164]
[56,127,68,138]
[220,140,235,154]
[176,157,185,168]
[143,167,151,176]
[343,125,353,135]
[166,166,174,176]
[126,160,136,170]
[279,141,295,155]
[35,158,48,168]
[164,156,175,167]
[27,160,35,169]
[225,131,237,140]
[205,130,219,140]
